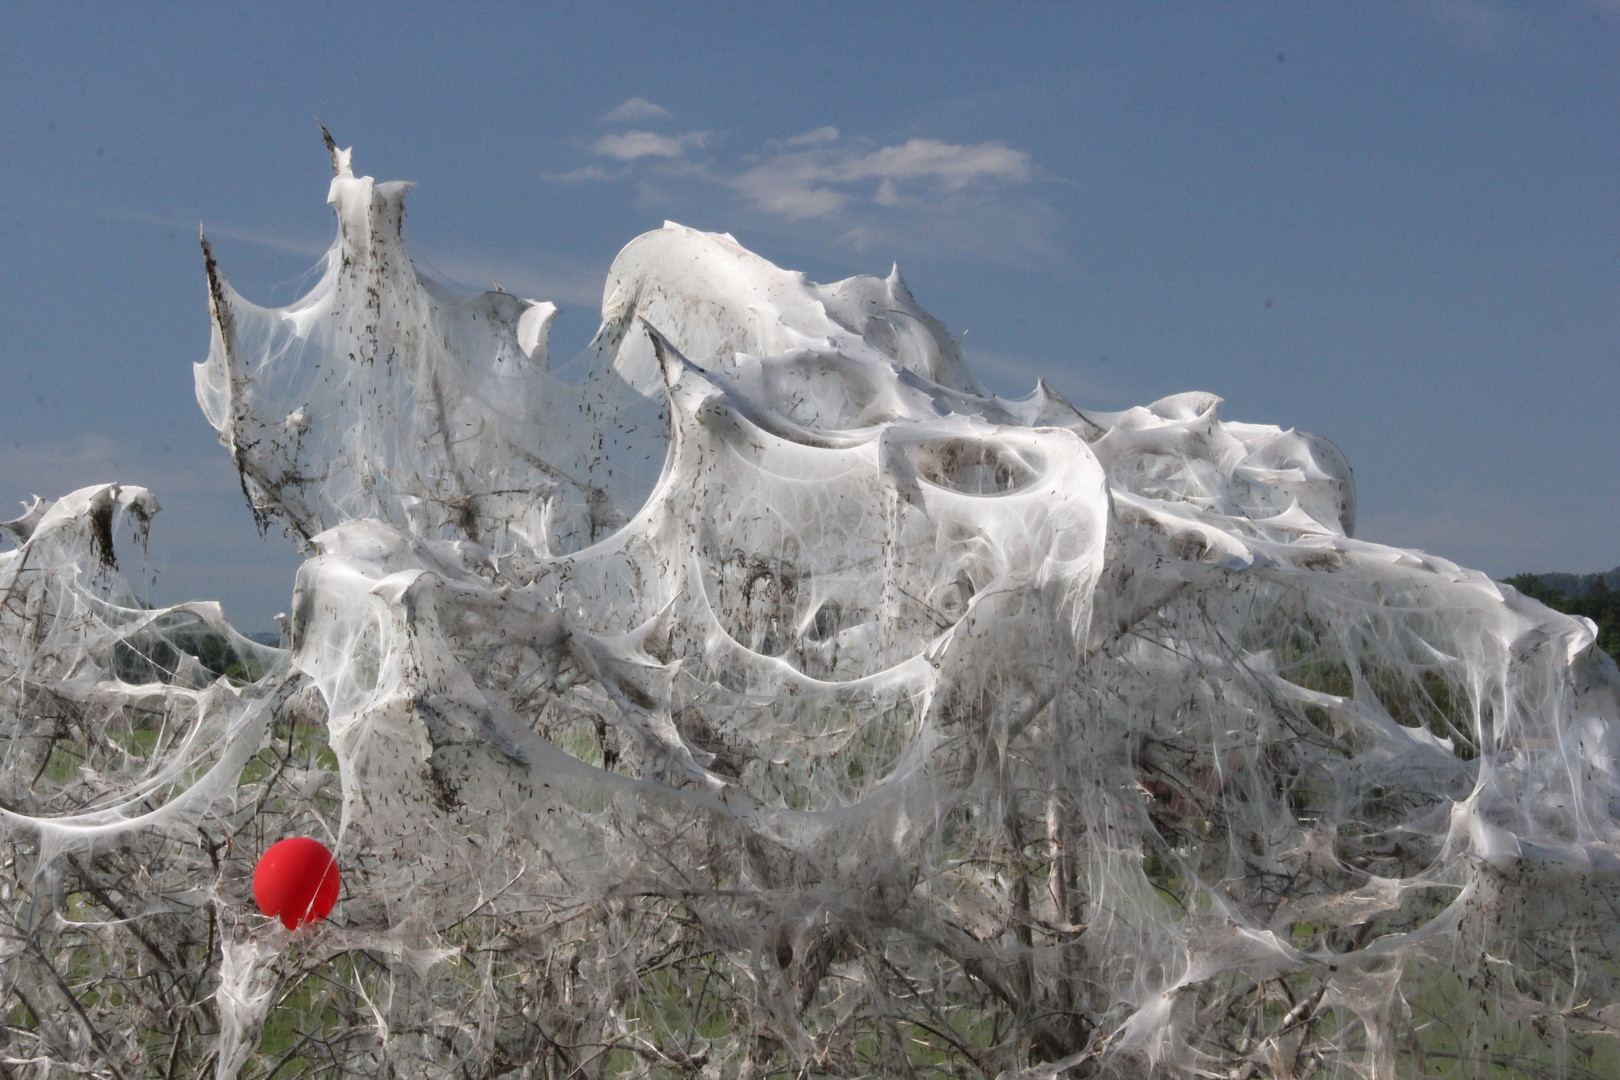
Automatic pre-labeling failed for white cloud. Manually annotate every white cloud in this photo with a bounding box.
[785,126,840,146]
[732,157,852,219]
[542,165,613,182]
[842,139,1029,188]
[838,225,878,251]
[732,136,1032,220]
[555,115,1047,259]
[592,130,707,161]
[600,97,673,124]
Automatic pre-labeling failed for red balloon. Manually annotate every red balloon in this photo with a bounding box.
[253,837,340,929]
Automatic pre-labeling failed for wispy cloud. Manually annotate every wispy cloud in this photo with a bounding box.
[542,164,614,182]
[733,165,849,219]
[592,130,707,161]
[551,118,1049,263]
[574,123,1033,219]
[600,97,673,124]
[785,126,840,147]
[733,136,1031,220]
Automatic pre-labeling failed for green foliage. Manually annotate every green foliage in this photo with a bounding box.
[1504,573,1620,663]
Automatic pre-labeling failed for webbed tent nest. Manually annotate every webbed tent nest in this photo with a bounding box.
[0,138,1617,1080]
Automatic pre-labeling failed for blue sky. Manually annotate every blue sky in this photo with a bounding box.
[1,2,1616,631]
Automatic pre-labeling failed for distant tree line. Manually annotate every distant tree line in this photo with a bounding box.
[1503,567,1620,663]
